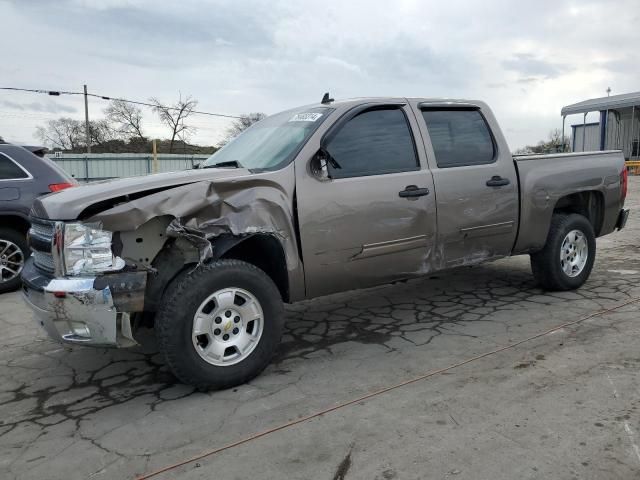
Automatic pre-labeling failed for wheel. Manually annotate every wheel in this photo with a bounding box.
[0,228,28,294]
[155,259,285,390]
[530,213,596,291]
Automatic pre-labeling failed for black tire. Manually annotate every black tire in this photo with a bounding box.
[0,227,28,294]
[155,259,284,390]
[530,213,596,291]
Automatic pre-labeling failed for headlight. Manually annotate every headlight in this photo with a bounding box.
[63,223,125,275]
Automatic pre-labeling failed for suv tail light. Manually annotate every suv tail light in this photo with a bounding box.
[49,182,74,192]
[620,167,628,203]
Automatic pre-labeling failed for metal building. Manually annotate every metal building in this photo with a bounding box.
[561,91,640,159]
[50,153,210,182]
[571,123,600,152]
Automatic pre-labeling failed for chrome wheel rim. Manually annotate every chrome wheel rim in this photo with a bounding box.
[0,239,24,284]
[192,287,264,366]
[560,229,588,278]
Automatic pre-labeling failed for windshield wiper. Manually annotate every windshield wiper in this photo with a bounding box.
[202,160,243,169]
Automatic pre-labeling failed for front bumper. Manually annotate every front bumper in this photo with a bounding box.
[21,258,145,347]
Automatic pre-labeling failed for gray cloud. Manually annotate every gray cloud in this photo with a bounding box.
[502,53,566,79]
[517,77,541,84]
[597,58,640,75]
[6,0,276,72]
[1,0,639,149]
[0,99,77,114]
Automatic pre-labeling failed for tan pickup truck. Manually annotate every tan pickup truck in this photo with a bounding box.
[22,97,630,389]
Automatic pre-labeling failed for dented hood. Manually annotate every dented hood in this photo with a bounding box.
[31,167,251,220]
[30,164,301,274]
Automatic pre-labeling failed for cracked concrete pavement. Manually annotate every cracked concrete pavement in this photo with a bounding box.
[1,178,639,479]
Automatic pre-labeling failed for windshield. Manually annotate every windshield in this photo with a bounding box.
[202,106,333,171]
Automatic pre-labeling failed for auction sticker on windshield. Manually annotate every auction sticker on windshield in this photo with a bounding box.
[289,112,323,122]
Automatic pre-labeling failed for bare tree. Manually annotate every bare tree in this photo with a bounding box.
[35,118,119,151]
[547,128,569,151]
[514,129,570,155]
[35,118,84,150]
[149,94,198,153]
[88,119,117,148]
[219,112,266,146]
[104,99,146,141]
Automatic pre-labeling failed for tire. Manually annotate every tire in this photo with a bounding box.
[530,213,596,291]
[155,259,284,390]
[0,227,28,294]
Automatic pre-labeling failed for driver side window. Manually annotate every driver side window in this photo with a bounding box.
[325,107,419,179]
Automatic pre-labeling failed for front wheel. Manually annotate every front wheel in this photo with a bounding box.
[156,259,284,390]
[530,213,596,291]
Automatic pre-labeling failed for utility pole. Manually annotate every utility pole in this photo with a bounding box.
[83,84,91,153]
[152,138,158,173]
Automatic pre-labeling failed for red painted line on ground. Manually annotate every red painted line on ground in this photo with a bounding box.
[136,296,640,480]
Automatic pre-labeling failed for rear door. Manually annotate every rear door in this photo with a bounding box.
[411,103,519,267]
[296,103,437,297]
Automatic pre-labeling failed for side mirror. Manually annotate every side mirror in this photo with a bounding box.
[310,147,341,181]
[310,148,331,180]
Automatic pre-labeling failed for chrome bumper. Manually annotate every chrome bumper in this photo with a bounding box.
[21,258,144,347]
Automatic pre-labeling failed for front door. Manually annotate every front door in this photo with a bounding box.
[296,104,437,298]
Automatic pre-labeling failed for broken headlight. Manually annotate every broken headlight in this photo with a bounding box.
[63,223,125,275]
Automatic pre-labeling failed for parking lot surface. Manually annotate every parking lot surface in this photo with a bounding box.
[1,178,639,480]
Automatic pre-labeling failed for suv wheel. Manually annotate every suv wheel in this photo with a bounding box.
[156,259,284,390]
[0,228,28,294]
[530,213,596,291]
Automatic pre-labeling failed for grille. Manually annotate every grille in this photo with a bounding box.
[33,251,55,273]
[29,219,56,274]
[30,221,54,238]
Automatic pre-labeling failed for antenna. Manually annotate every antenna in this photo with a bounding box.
[321,92,334,104]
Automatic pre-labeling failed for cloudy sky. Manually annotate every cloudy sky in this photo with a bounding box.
[1,0,638,150]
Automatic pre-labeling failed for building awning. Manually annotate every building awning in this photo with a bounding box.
[561,91,640,116]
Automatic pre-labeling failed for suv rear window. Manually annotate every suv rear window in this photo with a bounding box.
[422,109,495,168]
[0,153,29,180]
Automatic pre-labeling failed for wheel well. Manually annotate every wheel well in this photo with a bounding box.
[0,215,29,234]
[553,191,604,236]
[220,234,289,302]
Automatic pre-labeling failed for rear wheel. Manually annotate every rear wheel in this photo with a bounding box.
[530,213,596,291]
[0,228,28,294]
[155,259,284,390]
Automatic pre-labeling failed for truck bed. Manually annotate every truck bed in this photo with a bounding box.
[512,150,626,253]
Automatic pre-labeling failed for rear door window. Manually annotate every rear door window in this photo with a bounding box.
[0,153,29,180]
[422,109,496,168]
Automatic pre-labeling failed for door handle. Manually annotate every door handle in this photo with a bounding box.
[486,176,510,187]
[399,185,430,198]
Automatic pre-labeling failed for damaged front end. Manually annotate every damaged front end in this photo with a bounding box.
[22,267,144,347]
[22,219,146,347]
[22,167,301,348]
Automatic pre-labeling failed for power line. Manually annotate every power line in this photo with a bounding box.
[0,109,234,126]
[0,112,228,135]
[0,86,243,119]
